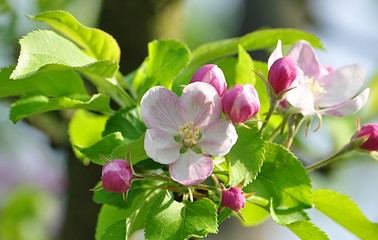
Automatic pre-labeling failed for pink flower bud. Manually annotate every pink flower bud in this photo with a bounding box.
[101,159,133,193]
[222,187,246,211]
[355,124,378,151]
[190,64,227,96]
[222,84,260,123]
[268,57,300,95]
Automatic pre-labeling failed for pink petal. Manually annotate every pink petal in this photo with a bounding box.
[179,82,222,127]
[320,88,370,117]
[199,120,238,156]
[315,64,366,108]
[169,149,214,186]
[141,86,183,134]
[268,40,283,70]
[288,40,323,78]
[286,81,316,115]
[144,129,181,164]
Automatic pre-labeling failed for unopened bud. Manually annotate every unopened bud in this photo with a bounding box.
[221,187,246,211]
[268,57,300,95]
[222,84,260,123]
[101,159,133,193]
[355,124,378,151]
[190,64,227,96]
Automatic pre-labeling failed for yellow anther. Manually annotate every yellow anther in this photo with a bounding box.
[177,122,202,148]
[305,77,326,96]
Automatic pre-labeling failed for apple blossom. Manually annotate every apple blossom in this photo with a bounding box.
[190,64,227,96]
[355,124,378,151]
[268,40,369,116]
[141,82,237,186]
[101,159,133,193]
[222,84,260,123]
[221,187,246,211]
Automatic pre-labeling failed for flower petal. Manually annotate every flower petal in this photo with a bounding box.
[268,39,283,70]
[169,149,214,186]
[141,86,183,134]
[315,64,366,107]
[144,129,181,164]
[286,82,316,115]
[288,40,324,78]
[199,120,238,156]
[320,88,370,117]
[180,82,222,126]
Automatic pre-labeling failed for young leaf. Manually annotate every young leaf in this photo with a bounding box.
[79,132,125,165]
[244,142,312,209]
[68,109,108,163]
[103,107,146,141]
[313,189,378,239]
[239,201,270,226]
[287,221,330,240]
[234,44,256,86]
[0,66,86,97]
[30,10,121,63]
[10,30,118,79]
[100,219,126,240]
[227,123,264,187]
[110,135,149,166]
[145,191,218,240]
[96,207,127,240]
[10,93,111,123]
[135,39,190,97]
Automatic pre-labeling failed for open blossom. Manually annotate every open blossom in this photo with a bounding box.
[268,40,369,116]
[355,124,378,151]
[141,82,238,186]
[222,187,246,211]
[101,160,133,193]
[222,84,260,123]
[190,64,227,96]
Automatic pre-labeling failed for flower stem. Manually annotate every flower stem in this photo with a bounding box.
[259,98,279,134]
[306,143,353,172]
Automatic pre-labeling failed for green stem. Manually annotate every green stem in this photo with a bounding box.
[259,98,279,134]
[305,143,353,172]
[284,114,305,149]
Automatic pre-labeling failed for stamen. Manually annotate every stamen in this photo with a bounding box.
[177,121,202,148]
[305,77,326,96]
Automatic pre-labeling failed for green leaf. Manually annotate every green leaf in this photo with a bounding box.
[96,207,127,240]
[287,221,329,240]
[30,10,120,62]
[135,39,190,97]
[10,93,111,123]
[270,202,309,225]
[68,109,108,163]
[173,28,322,93]
[110,135,149,165]
[313,189,378,239]
[103,107,146,141]
[0,66,86,98]
[227,123,264,187]
[145,191,218,240]
[239,201,269,226]
[100,219,126,240]
[11,30,118,79]
[244,142,312,209]
[79,132,125,165]
[234,44,256,86]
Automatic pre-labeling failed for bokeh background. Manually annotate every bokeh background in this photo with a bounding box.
[1,0,378,239]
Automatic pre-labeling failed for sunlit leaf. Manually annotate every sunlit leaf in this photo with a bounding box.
[287,221,329,240]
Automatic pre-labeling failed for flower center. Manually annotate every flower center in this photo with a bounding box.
[304,76,326,96]
[177,121,202,148]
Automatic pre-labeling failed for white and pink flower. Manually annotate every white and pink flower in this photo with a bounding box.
[141,82,238,186]
[268,40,369,116]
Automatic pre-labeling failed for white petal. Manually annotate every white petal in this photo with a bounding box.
[144,129,181,164]
[288,40,323,78]
[286,83,315,115]
[320,88,370,117]
[199,120,238,156]
[169,149,214,186]
[315,64,366,107]
[180,82,222,126]
[141,86,183,134]
[268,40,283,70]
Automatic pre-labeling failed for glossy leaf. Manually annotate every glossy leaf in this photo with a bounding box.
[10,30,118,79]
[0,66,86,97]
[31,10,120,62]
[314,189,378,239]
[10,93,111,123]
[145,191,218,240]
[239,201,270,226]
[227,123,264,187]
[245,142,312,209]
[287,221,329,240]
